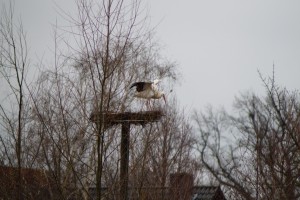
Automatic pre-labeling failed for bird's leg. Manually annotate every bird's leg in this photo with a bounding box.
[141,100,146,111]
[151,99,155,109]
[150,100,153,110]
[146,99,151,110]
[146,100,149,110]
[141,100,148,111]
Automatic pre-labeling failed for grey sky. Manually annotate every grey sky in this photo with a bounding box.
[149,0,300,110]
[3,0,300,111]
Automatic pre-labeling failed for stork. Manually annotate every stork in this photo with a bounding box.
[130,79,166,108]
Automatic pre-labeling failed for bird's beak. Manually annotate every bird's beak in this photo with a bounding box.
[162,94,166,104]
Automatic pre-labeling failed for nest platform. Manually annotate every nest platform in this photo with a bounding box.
[90,110,163,127]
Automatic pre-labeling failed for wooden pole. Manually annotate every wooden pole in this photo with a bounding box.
[120,122,130,200]
[89,111,163,199]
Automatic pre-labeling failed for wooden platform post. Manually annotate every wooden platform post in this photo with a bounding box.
[90,110,163,200]
[120,122,130,200]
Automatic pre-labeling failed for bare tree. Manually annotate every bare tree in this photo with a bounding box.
[25,0,178,199]
[0,0,188,199]
[70,1,166,198]
[0,3,29,199]
[129,99,201,199]
[194,75,300,200]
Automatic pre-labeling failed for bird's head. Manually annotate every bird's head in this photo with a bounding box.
[153,90,166,103]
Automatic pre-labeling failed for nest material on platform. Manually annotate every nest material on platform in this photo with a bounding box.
[90,110,163,127]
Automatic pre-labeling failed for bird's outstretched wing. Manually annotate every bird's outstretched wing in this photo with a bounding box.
[130,82,152,92]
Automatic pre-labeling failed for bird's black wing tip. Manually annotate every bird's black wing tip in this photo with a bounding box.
[130,82,138,89]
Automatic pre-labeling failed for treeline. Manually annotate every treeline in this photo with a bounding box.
[0,1,198,199]
[1,0,300,200]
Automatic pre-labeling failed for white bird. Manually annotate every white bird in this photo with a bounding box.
[130,80,166,107]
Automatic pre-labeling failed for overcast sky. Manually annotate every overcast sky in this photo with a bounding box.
[2,0,300,111]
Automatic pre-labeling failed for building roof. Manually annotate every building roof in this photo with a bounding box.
[88,185,227,200]
[193,186,226,200]
[0,166,51,199]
